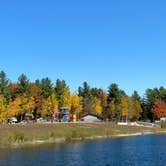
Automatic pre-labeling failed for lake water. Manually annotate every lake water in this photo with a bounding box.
[0,134,166,166]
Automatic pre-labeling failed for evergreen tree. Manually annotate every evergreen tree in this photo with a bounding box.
[0,71,11,103]
[36,77,53,99]
[159,86,166,102]
[107,83,122,104]
[142,88,160,121]
[91,88,100,98]
[55,79,70,109]
[107,83,123,121]
[132,91,141,102]
[78,82,94,114]
[17,74,30,95]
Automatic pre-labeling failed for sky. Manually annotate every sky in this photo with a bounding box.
[0,0,165,96]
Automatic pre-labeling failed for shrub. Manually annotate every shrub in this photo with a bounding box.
[8,132,25,143]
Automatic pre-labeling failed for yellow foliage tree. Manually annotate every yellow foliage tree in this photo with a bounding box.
[61,87,71,110]
[0,95,7,122]
[120,95,142,121]
[94,97,102,115]
[121,95,129,121]
[130,100,142,121]
[8,97,22,118]
[20,94,35,114]
[41,93,58,117]
[71,94,82,115]
[108,100,116,119]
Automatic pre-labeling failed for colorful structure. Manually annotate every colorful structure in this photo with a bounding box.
[60,108,77,122]
[60,108,70,122]
[73,114,77,122]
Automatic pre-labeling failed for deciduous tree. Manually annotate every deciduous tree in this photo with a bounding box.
[70,94,82,115]
[0,95,8,122]
[8,97,22,118]
[41,93,58,117]
[93,97,102,115]
[121,95,128,121]
[151,100,166,119]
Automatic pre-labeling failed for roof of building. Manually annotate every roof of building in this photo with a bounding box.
[81,113,102,120]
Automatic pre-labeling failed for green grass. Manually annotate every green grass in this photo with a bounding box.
[0,122,165,145]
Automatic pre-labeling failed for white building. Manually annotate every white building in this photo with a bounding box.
[81,113,102,122]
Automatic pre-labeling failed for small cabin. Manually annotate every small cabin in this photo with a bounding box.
[81,113,102,122]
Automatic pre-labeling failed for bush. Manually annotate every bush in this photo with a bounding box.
[8,132,25,143]
[49,131,55,138]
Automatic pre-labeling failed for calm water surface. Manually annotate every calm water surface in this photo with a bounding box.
[0,135,166,166]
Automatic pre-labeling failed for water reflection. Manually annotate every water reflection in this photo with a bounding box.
[0,135,166,166]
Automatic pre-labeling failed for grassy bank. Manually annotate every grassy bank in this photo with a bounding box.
[0,123,165,146]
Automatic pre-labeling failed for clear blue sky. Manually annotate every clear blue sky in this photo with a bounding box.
[0,0,165,96]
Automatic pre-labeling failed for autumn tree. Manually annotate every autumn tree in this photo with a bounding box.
[91,88,106,116]
[98,89,108,120]
[9,83,18,100]
[29,83,43,118]
[93,97,102,115]
[120,95,129,122]
[20,95,35,114]
[8,95,35,121]
[0,95,8,122]
[8,97,22,118]
[60,87,71,109]
[130,100,142,121]
[151,100,166,120]
[141,87,166,121]
[70,94,82,116]
[131,91,142,121]
[119,94,142,122]
[107,100,116,120]
[40,93,58,118]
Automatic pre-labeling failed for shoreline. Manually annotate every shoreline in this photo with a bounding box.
[0,123,166,148]
[3,131,166,148]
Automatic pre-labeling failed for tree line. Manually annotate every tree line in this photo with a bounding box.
[0,70,165,123]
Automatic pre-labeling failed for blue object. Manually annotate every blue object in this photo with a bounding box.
[63,115,67,122]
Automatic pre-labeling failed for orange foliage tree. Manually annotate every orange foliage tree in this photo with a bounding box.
[151,100,166,119]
